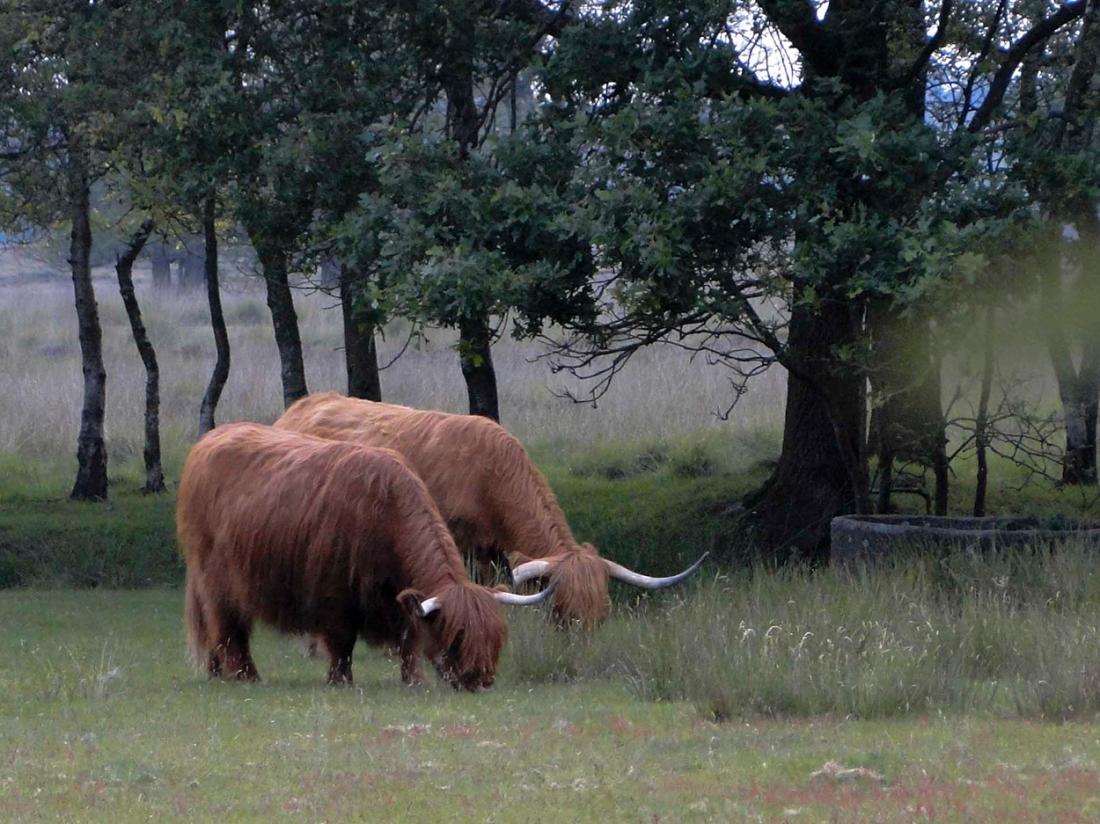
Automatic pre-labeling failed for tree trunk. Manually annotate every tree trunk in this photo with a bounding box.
[150,242,172,291]
[199,196,230,434]
[68,152,109,501]
[255,241,308,407]
[973,307,995,517]
[458,316,500,421]
[320,258,341,290]
[1059,374,1099,485]
[340,267,381,401]
[115,219,164,493]
[745,299,866,562]
[1042,238,1100,485]
[175,237,205,291]
[1066,214,1100,484]
[445,44,502,421]
[868,306,948,513]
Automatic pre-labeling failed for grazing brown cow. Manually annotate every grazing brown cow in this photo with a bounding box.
[178,423,552,689]
[275,393,707,626]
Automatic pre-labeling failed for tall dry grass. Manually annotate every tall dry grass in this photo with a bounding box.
[505,543,1100,720]
[0,249,785,486]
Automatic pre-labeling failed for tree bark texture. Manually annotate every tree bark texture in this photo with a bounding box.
[340,267,381,401]
[459,316,500,422]
[255,242,308,408]
[746,299,866,562]
[973,307,995,516]
[114,219,164,493]
[199,197,231,434]
[68,152,109,501]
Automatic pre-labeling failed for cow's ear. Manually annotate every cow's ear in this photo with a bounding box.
[397,588,427,619]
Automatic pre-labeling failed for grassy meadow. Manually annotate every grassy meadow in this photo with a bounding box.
[6,250,1100,820]
[8,564,1100,821]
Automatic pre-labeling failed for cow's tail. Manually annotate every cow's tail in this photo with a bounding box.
[184,569,209,668]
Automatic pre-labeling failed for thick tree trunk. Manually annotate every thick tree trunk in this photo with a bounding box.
[115,219,164,493]
[150,242,172,291]
[745,299,867,562]
[1058,369,1099,485]
[320,258,341,290]
[446,46,502,421]
[1065,214,1100,484]
[68,153,109,501]
[458,316,500,421]
[868,306,948,513]
[1042,239,1100,485]
[339,267,381,401]
[254,242,308,407]
[199,197,230,434]
[175,237,205,291]
[973,307,995,516]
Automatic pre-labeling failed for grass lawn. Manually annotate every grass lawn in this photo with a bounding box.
[3,590,1100,823]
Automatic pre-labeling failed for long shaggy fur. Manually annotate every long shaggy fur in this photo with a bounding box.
[177,423,507,687]
[275,392,613,625]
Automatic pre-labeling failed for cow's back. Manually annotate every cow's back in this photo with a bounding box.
[276,394,497,537]
[178,423,418,634]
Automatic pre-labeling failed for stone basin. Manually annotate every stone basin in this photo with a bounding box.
[830,514,1100,565]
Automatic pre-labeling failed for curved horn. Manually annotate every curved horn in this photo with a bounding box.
[604,551,710,589]
[417,597,441,617]
[510,558,555,586]
[494,580,557,606]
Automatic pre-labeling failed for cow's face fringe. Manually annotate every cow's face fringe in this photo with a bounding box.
[548,547,610,627]
[406,582,508,691]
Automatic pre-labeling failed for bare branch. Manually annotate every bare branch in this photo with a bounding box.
[967,0,1088,135]
[892,0,954,90]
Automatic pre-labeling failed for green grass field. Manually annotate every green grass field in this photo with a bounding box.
[7,260,1100,821]
[4,590,1100,822]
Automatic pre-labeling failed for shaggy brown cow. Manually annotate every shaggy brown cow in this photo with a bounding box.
[275,392,707,626]
[178,423,552,689]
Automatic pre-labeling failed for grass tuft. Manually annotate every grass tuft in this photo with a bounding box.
[505,544,1100,721]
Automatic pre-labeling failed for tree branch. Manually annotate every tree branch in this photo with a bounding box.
[116,219,156,271]
[892,0,954,90]
[758,0,835,75]
[967,0,1088,134]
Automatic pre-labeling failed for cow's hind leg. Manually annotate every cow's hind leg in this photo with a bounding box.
[185,570,213,671]
[209,605,259,682]
[322,628,356,686]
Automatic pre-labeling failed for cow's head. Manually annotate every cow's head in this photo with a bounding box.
[511,546,709,627]
[398,581,554,691]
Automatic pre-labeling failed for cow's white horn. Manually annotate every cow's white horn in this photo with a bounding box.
[510,559,554,586]
[494,580,556,606]
[604,551,709,589]
[417,597,442,617]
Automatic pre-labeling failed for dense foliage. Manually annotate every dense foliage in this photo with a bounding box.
[1,1,1097,556]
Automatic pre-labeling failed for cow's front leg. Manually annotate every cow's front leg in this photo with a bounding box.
[322,629,356,686]
[399,626,425,686]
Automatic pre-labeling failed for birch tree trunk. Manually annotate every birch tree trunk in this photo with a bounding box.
[114,219,164,492]
[68,150,109,501]
[199,196,231,433]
